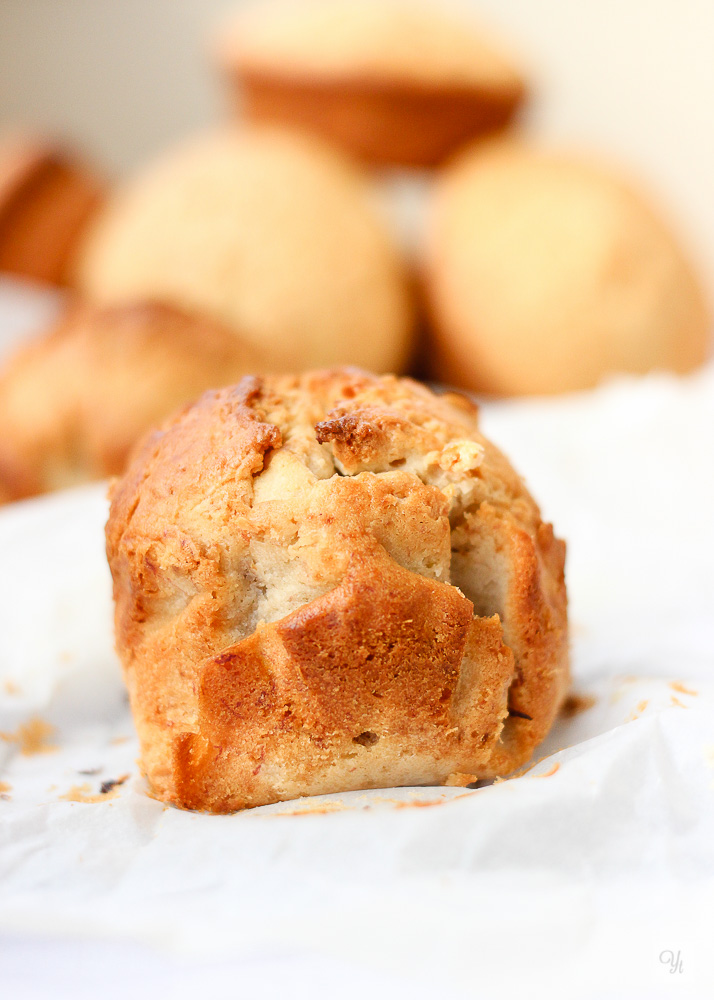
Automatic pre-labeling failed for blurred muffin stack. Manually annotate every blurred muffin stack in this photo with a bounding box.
[75,128,413,374]
[215,0,526,165]
[0,136,103,285]
[0,0,710,504]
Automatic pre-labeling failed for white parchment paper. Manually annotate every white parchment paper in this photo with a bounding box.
[1,363,713,998]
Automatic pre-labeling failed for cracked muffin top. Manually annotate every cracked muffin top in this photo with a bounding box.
[106,368,568,811]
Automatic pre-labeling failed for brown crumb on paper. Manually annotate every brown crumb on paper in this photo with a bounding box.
[0,717,57,755]
[3,680,20,696]
[560,693,596,718]
[0,780,11,800]
[276,803,344,817]
[395,798,446,809]
[60,783,111,804]
[100,775,129,795]
[444,772,479,787]
[393,793,472,809]
[670,696,687,709]
[59,774,129,804]
[626,699,650,721]
[670,681,697,697]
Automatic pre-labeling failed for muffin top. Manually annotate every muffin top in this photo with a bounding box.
[426,139,710,394]
[218,0,524,94]
[76,128,413,374]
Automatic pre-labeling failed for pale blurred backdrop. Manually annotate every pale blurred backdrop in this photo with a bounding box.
[1,0,713,284]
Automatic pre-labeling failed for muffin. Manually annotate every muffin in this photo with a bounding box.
[106,368,569,812]
[424,140,711,396]
[0,300,258,502]
[215,0,527,167]
[0,136,103,286]
[75,128,414,374]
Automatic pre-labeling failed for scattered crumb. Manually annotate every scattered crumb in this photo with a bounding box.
[0,718,57,755]
[670,681,697,697]
[670,696,687,709]
[393,792,474,809]
[3,680,19,696]
[535,762,560,778]
[560,692,596,718]
[394,798,448,809]
[0,780,11,800]
[59,774,129,804]
[444,772,478,787]
[60,783,110,804]
[78,767,103,776]
[100,774,129,795]
[276,803,344,817]
[109,736,130,746]
[627,699,649,721]
[273,795,345,817]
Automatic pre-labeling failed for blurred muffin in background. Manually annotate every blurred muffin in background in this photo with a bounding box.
[0,300,258,503]
[0,136,104,286]
[424,140,710,396]
[215,0,526,167]
[75,127,414,374]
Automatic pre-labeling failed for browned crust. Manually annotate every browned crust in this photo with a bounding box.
[229,68,524,167]
[106,369,568,812]
[0,139,104,285]
[174,560,514,812]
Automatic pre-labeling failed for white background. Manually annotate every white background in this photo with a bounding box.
[0,0,713,290]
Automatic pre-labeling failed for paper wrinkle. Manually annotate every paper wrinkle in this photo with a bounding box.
[0,318,713,993]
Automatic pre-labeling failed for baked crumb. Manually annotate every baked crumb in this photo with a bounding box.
[0,717,57,755]
[59,774,129,804]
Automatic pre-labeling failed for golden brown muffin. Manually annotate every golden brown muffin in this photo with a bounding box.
[106,368,569,812]
[424,140,711,396]
[75,127,414,374]
[216,0,526,167]
[0,300,258,502]
[0,136,103,285]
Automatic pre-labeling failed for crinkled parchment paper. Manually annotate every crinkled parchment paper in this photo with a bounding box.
[1,362,713,998]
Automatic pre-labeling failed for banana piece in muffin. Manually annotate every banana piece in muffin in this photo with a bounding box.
[106,368,568,811]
